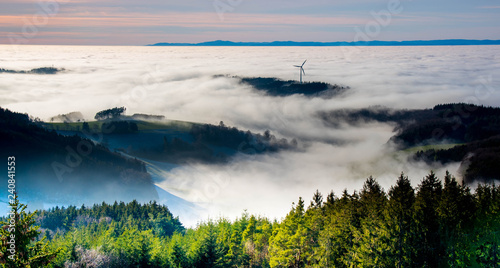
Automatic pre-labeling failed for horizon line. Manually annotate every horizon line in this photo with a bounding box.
[1,39,500,47]
[148,39,500,47]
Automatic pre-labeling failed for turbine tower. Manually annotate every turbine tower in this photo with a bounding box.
[294,60,307,84]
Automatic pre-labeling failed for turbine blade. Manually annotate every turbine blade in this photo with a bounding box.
[294,65,301,67]
[302,60,307,67]
[301,68,305,76]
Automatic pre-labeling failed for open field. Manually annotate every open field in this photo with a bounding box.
[44,119,198,132]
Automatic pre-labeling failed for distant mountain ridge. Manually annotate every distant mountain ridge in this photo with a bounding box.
[149,39,500,46]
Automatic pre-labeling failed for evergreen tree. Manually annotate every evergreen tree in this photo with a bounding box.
[350,177,390,267]
[473,184,500,267]
[193,223,225,268]
[0,194,59,267]
[304,191,325,266]
[242,215,257,266]
[359,176,387,220]
[168,234,188,268]
[386,172,415,268]
[319,190,359,267]
[4,172,499,267]
[82,122,90,132]
[414,171,443,267]
[438,171,476,266]
[269,198,308,268]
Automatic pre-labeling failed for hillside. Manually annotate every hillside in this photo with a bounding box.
[0,107,159,209]
[214,75,349,97]
[0,67,62,74]
[48,118,298,165]
[319,103,500,182]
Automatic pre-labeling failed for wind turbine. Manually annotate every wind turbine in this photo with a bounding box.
[294,60,307,84]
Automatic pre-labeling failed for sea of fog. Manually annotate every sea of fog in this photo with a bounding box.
[1,45,499,226]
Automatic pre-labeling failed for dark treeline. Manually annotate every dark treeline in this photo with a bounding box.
[318,106,430,129]
[319,103,500,182]
[19,171,500,268]
[0,107,143,170]
[232,76,348,97]
[0,67,61,74]
[415,136,500,183]
[135,121,297,164]
[394,104,500,146]
[318,103,500,146]
[36,200,183,236]
[95,107,127,120]
[135,136,225,164]
[101,121,139,134]
[190,121,297,153]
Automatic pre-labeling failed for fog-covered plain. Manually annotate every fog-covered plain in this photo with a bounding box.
[1,45,499,225]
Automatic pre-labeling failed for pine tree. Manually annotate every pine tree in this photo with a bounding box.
[304,191,325,266]
[269,197,308,268]
[414,171,443,267]
[349,177,390,267]
[0,194,59,267]
[473,184,500,267]
[359,176,387,221]
[193,223,225,268]
[386,172,415,268]
[319,190,359,267]
[438,171,476,266]
[242,215,257,266]
[169,234,188,268]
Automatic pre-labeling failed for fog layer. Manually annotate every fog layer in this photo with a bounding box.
[1,45,498,225]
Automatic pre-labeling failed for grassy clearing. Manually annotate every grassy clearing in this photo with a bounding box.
[402,143,463,154]
[44,119,198,132]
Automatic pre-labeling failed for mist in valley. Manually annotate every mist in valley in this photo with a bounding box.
[1,45,499,225]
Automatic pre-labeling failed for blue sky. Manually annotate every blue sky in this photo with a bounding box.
[0,0,499,45]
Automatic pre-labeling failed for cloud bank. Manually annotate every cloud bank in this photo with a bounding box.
[0,45,498,224]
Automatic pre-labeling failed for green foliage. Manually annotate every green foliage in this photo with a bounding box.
[350,177,391,267]
[269,197,309,267]
[95,107,126,120]
[14,172,500,267]
[386,173,415,268]
[191,222,226,268]
[414,171,443,267]
[0,194,59,267]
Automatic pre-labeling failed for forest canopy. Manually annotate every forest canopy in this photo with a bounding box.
[3,171,498,268]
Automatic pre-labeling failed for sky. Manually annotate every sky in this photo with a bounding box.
[0,0,499,45]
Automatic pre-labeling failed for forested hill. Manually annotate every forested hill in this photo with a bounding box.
[128,121,298,164]
[18,171,500,267]
[217,75,349,97]
[0,107,158,207]
[50,117,298,165]
[0,67,62,74]
[319,103,500,183]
